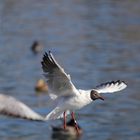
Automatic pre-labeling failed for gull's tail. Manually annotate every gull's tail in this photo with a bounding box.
[94,80,127,93]
[45,107,70,120]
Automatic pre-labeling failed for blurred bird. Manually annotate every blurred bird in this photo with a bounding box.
[35,79,48,93]
[31,41,43,54]
[52,118,82,138]
[0,94,44,121]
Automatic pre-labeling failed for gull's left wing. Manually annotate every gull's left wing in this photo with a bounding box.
[0,94,45,121]
[94,80,127,93]
[41,51,78,97]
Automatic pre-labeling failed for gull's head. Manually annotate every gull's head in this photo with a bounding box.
[90,90,104,101]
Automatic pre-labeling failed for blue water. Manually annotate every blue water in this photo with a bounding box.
[0,0,140,140]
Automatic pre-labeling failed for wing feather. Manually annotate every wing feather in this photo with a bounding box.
[94,80,127,93]
[45,107,69,120]
[41,51,77,97]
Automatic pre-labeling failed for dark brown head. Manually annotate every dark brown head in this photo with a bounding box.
[90,90,104,101]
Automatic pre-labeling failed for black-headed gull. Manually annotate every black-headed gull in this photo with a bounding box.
[0,51,127,134]
[41,51,127,133]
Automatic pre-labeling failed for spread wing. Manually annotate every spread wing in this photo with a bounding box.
[94,80,127,93]
[0,94,45,121]
[41,51,77,97]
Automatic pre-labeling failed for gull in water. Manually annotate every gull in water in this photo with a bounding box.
[0,51,127,134]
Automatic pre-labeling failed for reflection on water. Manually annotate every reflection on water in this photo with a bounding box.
[0,0,140,140]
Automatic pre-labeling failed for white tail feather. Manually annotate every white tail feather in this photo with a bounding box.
[45,107,69,120]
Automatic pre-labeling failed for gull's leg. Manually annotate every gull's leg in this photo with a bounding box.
[63,111,66,129]
[71,112,80,135]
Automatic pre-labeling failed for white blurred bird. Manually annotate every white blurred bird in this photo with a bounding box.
[0,94,44,121]
[0,51,127,134]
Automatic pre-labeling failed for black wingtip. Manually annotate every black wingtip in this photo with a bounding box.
[44,51,49,56]
[108,80,126,85]
[116,80,121,84]
[43,51,52,58]
[41,50,57,72]
[96,80,127,88]
[115,80,127,85]
[48,50,51,54]
[121,80,127,85]
[43,51,51,59]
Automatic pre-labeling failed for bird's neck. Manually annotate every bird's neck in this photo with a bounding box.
[78,89,93,105]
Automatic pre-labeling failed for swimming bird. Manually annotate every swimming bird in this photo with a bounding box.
[35,79,48,93]
[31,41,43,54]
[52,118,82,137]
[41,51,127,133]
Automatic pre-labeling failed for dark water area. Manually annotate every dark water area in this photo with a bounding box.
[0,0,140,140]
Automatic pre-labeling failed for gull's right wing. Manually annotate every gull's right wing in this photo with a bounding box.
[0,94,45,121]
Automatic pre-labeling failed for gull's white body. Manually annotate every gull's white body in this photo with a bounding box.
[45,90,93,120]
[0,51,127,121]
[57,90,92,110]
[41,52,127,120]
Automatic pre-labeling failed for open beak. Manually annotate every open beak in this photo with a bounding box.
[99,95,104,100]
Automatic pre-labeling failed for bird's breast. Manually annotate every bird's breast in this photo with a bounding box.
[63,94,92,110]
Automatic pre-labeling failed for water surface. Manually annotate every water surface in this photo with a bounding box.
[0,0,140,140]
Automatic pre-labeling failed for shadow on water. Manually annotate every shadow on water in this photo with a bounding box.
[0,0,140,140]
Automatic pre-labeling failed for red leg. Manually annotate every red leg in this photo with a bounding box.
[63,111,66,129]
[71,112,80,135]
